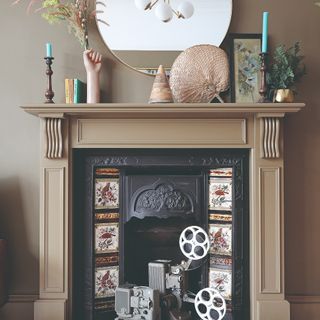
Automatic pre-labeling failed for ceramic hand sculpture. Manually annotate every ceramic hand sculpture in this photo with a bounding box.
[83,49,102,103]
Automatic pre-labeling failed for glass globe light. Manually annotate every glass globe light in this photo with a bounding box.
[135,0,152,11]
[178,1,194,19]
[155,2,173,22]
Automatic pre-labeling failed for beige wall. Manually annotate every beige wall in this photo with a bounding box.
[0,0,319,319]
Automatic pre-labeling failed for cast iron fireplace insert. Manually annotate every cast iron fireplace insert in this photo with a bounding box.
[73,148,249,320]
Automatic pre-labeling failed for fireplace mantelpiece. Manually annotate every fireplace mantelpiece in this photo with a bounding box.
[22,103,305,320]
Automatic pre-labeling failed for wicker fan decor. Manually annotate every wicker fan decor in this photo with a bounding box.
[169,45,230,103]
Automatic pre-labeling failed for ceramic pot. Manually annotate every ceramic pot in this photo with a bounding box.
[274,89,294,103]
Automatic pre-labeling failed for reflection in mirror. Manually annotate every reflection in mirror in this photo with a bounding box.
[96,0,232,75]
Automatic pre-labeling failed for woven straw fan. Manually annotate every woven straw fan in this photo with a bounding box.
[170,45,230,103]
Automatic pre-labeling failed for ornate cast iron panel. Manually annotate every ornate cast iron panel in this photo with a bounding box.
[125,176,202,221]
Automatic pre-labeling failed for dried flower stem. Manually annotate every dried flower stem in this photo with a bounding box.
[13,0,107,49]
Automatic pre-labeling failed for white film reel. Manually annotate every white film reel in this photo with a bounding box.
[179,226,210,260]
[195,288,226,320]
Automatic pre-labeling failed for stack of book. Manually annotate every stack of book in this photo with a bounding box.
[65,78,86,103]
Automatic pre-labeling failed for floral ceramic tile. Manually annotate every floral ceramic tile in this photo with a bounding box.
[209,177,232,211]
[95,266,119,298]
[95,223,119,254]
[209,213,232,222]
[95,178,119,209]
[209,224,232,256]
[209,268,232,300]
[209,168,233,177]
[95,168,120,176]
[210,256,232,267]
[95,299,115,311]
[96,212,119,222]
[96,255,119,267]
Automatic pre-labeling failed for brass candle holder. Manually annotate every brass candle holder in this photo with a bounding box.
[44,57,55,104]
[258,52,271,103]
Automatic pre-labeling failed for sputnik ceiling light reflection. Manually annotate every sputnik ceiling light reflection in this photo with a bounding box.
[134,0,194,23]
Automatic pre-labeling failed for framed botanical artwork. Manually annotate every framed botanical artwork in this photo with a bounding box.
[229,33,262,103]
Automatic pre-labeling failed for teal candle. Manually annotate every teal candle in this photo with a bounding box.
[46,43,52,57]
[262,12,269,53]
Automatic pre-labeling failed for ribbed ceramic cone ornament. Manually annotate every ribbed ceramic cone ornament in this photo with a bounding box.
[149,65,173,103]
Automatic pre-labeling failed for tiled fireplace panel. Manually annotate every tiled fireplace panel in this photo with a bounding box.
[73,149,249,320]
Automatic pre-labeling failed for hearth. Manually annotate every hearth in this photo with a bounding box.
[73,149,249,320]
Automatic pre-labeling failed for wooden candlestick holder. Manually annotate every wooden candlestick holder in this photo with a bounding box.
[258,52,271,103]
[44,57,55,104]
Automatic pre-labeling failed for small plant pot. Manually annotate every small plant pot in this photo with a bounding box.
[273,89,294,103]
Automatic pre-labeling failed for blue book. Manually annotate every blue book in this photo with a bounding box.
[73,79,86,103]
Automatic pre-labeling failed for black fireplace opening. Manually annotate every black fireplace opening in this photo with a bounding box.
[124,216,199,286]
[73,149,250,320]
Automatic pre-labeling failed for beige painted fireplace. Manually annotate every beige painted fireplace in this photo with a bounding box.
[22,102,304,320]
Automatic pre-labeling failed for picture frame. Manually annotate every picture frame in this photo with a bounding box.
[228,33,262,103]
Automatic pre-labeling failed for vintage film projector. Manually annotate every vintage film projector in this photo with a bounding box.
[115,226,227,320]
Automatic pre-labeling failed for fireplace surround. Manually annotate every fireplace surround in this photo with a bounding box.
[22,102,305,320]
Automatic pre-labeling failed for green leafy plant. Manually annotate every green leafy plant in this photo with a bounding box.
[267,42,306,91]
[13,0,107,49]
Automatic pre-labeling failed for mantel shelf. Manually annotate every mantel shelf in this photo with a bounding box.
[21,103,305,118]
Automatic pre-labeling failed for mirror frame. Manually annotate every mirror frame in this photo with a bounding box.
[95,0,233,76]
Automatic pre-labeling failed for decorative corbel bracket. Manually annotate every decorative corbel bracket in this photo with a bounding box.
[257,113,285,159]
[39,113,65,159]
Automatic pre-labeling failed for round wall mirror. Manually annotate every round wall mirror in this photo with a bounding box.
[96,0,233,75]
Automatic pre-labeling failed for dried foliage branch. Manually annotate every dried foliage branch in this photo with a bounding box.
[13,0,107,49]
